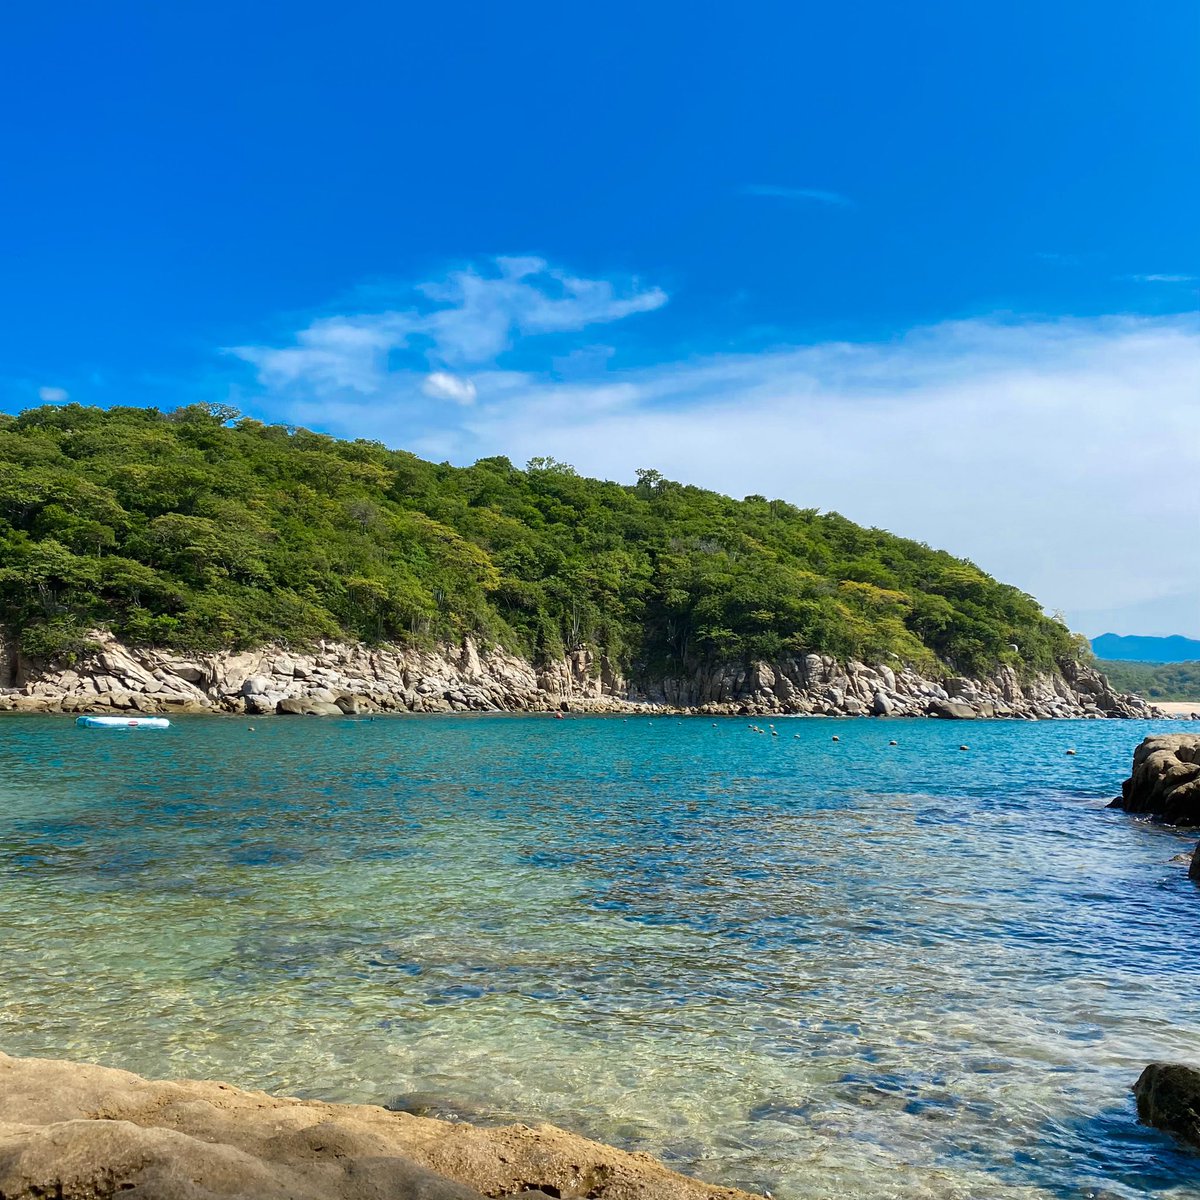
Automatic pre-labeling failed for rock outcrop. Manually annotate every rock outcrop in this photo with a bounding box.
[0,1052,757,1200]
[1112,735,1200,825]
[1133,1062,1200,1149]
[0,627,1165,720]
[613,654,1158,720]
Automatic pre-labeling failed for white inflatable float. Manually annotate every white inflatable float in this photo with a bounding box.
[75,715,171,730]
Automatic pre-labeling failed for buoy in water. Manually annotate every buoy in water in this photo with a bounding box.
[1066,749,1077,755]
[889,740,898,746]
[832,735,840,742]
[959,745,969,751]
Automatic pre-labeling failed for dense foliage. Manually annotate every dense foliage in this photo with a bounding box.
[0,403,1081,677]
[1097,660,1200,702]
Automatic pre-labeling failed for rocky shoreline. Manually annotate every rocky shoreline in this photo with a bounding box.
[0,630,1169,720]
[0,1051,757,1200]
[1112,732,1200,881]
[1111,737,1200,1152]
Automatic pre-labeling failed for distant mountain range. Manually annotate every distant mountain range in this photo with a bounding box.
[1091,633,1200,663]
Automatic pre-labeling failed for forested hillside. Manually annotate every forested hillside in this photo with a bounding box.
[0,403,1081,677]
[1096,660,1200,702]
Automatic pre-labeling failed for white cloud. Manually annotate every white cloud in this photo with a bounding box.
[419,256,667,366]
[422,371,477,405]
[1124,274,1197,284]
[229,257,667,398]
[742,184,852,207]
[37,385,69,402]
[232,313,412,394]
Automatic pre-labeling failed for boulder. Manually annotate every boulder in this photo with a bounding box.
[1113,735,1200,824]
[944,677,979,700]
[927,698,977,720]
[157,696,209,713]
[242,675,272,697]
[871,691,894,717]
[277,698,344,717]
[0,1052,757,1200]
[165,662,207,684]
[1133,1063,1200,1148]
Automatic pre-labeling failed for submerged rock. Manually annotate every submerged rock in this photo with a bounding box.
[0,1051,759,1200]
[1133,1062,1200,1148]
[384,1091,489,1124]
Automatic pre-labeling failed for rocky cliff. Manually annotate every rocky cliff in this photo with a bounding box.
[0,1051,758,1200]
[0,629,1165,720]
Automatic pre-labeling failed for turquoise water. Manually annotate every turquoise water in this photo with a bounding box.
[1,714,1198,1198]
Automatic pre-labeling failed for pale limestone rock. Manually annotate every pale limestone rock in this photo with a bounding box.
[0,1051,757,1200]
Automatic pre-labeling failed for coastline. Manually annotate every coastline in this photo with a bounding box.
[0,630,1173,722]
[0,1051,759,1200]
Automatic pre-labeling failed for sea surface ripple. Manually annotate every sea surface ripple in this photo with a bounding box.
[1,714,1198,1198]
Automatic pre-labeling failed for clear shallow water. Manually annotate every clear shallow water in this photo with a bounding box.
[1,714,1198,1199]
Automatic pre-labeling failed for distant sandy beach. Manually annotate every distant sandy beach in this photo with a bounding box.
[1156,700,1200,718]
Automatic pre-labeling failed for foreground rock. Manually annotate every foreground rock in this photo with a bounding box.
[0,627,1165,721]
[0,1052,757,1200]
[1113,735,1200,825]
[1133,1063,1200,1149]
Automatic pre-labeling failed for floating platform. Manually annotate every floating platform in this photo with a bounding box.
[75,715,171,730]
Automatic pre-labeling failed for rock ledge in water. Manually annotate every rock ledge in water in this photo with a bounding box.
[1133,1062,1200,1149]
[1113,735,1200,825]
[0,1051,759,1200]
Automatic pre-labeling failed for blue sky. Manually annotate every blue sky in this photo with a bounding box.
[2,1,1198,636]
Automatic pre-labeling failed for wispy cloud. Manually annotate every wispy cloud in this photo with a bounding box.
[1123,273,1197,284]
[230,256,667,399]
[741,184,853,207]
[37,385,69,402]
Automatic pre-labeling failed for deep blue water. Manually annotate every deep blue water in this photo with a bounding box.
[1,714,1198,1199]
